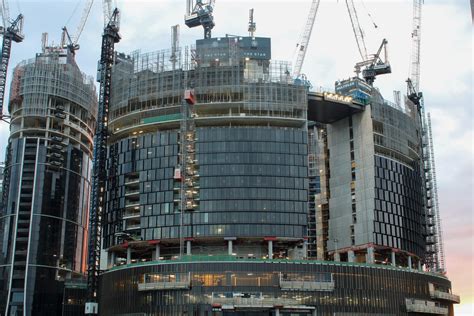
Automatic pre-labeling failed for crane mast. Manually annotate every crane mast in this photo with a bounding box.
[85,7,121,315]
[0,0,23,122]
[293,0,320,78]
[406,0,445,273]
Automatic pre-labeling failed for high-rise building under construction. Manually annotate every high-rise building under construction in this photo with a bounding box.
[0,42,97,315]
[95,35,459,315]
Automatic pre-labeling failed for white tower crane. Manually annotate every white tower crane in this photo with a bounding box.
[345,0,390,85]
[185,0,216,39]
[293,0,321,78]
[61,0,95,55]
[406,0,446,274]
[345,0,368,61]
[0,0,23,122]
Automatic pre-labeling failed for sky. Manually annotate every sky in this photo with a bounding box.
[0,0,472,314]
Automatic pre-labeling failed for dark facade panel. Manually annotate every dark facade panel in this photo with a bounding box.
[99,261,453,316]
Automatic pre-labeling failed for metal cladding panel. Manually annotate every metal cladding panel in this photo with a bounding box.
[99,260,454,316]
[196,36,271,62]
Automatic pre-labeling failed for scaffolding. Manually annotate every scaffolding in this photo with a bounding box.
[109,42,307,135]
[427,113,445,272]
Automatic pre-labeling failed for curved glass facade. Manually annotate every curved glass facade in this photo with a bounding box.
[104,126,307,250]
[99,259,454,316]
[99,38,457,315]
[0,48,96,315]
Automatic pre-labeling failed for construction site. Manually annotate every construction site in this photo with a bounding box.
[0,0,460,315]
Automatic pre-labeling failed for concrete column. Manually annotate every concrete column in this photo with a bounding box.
[313,309,317,316]
[408,256,412,270]
[275,308,280,316]
[418,260,422,271]
[227,240,233,255]
[391,251,396,267]
[268,240,273,259]
[126,247,131,265]
[155,244,161,260]
[303,240,308,258]
[348,250,355,263]
[186,240,192,255]
[367,247,374,264]
[334,252,340,262]
[109,251,116,268]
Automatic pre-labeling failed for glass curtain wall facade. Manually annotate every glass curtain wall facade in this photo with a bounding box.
[103,37,309,265]
[0,44,97,315]
[327,78,426,267]
[98,37,458,315]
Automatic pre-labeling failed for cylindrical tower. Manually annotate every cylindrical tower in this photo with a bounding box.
[103,37,309,265]
[98,37,459,316]
[0,45,97,315]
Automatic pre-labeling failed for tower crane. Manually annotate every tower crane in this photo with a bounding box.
[407,0,422,107]
[185,0,215,39]
[345,0,390,85]
[406,0,445,274]
[61,0,94,55]
[345,0,368,61]
[293,0,321,79]
[0,0,23,122]
[85,1,121,314]
[248,8,256,38]
[354,38,391,86]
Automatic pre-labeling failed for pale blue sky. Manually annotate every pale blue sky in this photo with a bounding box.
[0,0,472,313]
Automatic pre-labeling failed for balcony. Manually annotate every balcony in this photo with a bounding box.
[122,212,140,220]
[125,190,140,197]
[280,280,334,291]
[279,273,334,291]
[431,290,460,303]
[405,299,448,315]
[124,223,141,231]
[429,284,460,303]
[210,297,312,309]
[138,273,190,291]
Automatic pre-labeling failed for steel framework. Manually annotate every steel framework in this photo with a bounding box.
[85,8,121,315]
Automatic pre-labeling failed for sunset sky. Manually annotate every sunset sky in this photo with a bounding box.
[0,0,472,314]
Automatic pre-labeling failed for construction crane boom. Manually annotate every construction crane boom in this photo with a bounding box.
[293,0,321,78]
[85,6,121,315]
[356,38,391,85]
[62,0,94,55]
[345,0,368,61]
[185,0,216,39]
[0,0,23,121]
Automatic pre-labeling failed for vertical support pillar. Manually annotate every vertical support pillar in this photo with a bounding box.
[418,260,422,271]
[303,239,308,258]
[275,308,280,316]
[186,240,192,255]
[108,251,115,268]
[126,247,131,265]
[268,240,273,259]
[155,244,161,260]
[391,251,396,267]
[348,250,355,263]
[227,240,233,255]
[334,252,340,262]
[313,308,317,316]
[408,256,412,270]
[367,247,374,264]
